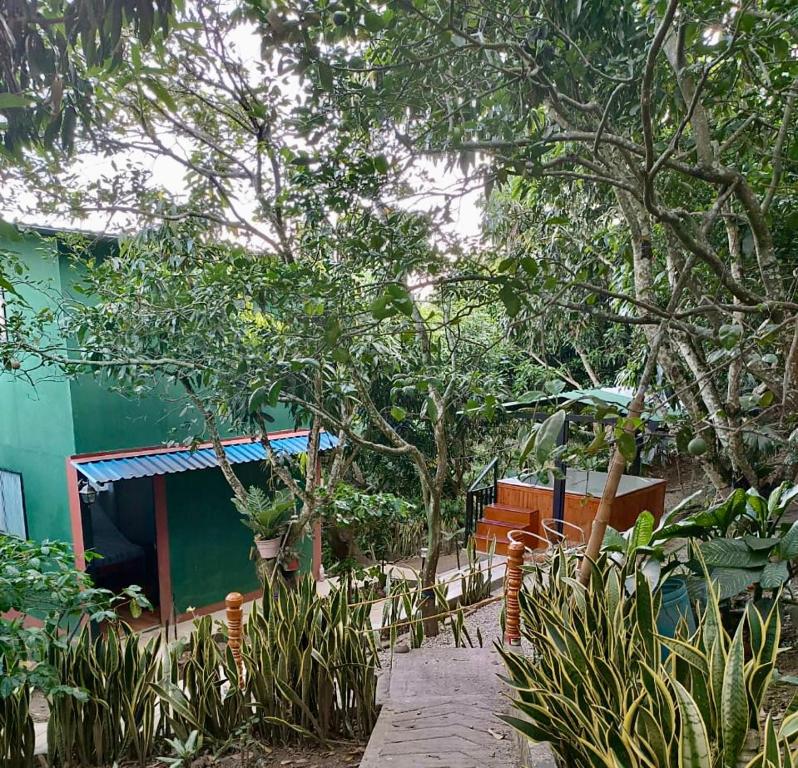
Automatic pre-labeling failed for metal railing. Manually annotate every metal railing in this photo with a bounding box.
[465,458,498,537]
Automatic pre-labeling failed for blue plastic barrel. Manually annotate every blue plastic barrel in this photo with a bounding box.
[656,577,696,659]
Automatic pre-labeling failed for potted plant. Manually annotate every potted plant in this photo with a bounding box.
[235,486,294,559]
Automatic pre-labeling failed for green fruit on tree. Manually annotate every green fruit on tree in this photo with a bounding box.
[332,10,348,26]
[687,436,708,456]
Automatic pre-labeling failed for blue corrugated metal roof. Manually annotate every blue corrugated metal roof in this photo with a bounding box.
[72,432,339,484]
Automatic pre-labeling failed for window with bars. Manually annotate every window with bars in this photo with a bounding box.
[0,469,26,538]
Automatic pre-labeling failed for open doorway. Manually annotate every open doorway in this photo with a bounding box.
[79,476,162,628]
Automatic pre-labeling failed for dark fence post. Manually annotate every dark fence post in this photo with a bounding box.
[552,419,570,534]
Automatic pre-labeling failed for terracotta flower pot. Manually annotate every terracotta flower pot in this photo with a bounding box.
[255,537,281,559]
[281,558,300,572]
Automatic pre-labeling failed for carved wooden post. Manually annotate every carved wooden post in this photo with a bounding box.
[504,540,525,646]
[225,591,244,688]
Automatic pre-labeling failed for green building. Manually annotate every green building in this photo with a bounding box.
[0,226,331,624]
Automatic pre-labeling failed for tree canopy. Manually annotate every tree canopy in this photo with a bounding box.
[279,0,798,490]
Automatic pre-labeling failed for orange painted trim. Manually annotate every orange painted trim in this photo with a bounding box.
[69,429,319,464]
[176,588,262,623]
[2,609,44,629]
[152,475,174,626]
[66,458,86,571]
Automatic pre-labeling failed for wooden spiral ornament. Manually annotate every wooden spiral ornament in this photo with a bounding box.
[225,591,245,688]
[504,540,525,646]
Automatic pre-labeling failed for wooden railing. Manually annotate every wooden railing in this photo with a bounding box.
[465,458,498,536]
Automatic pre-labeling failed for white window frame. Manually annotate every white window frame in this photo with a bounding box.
[0,468,27,538]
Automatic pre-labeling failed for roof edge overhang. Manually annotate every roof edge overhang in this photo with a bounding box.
[70,429,339,485]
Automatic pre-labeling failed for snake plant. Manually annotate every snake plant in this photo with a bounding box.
[501,550,798,767]
[47,625,164,767]
[0,684,35,767]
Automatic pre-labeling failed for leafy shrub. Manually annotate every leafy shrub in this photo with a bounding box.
[323,483,419,561]
[0,534,149,695]
[158,575,379,746]
[645,483,798,600]
[501,550,798,767]
[3,564,379,766]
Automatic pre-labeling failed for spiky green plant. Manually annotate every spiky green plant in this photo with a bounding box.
[154,616,248,743]
[0,684,35,767]
[47,625,163,767]
[244,575,378,742]
[501,550,798,767]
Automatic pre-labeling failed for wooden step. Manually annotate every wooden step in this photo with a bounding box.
[475,518,521,544]
[483,503,539,527]
[474,534,510,556]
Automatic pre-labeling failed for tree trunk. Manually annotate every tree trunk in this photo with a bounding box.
[421,493,443,637]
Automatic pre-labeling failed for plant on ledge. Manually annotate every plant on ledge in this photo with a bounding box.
[235,486,295,560]
[501,550,798,767]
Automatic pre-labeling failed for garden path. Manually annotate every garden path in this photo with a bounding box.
[362,646,555,768]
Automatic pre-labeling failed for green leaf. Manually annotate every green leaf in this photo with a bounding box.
[0,93,35,109]
[700,539,765,569]
[721,623,749,766]
[760,561,789,590]
[323,317,340,344]
[710,567,759,601]
[248,386,269,413]
[390,405,407,422]
[672,679,712,768]
[370,295,395,320]
[535,410,565,463]
[363,11,385,31]
[628,511,655,554]
[499,284,521,317]
[778,520,798,560]
[143,78,177,111]
[331,347,350,363]
[317,61,333,91]
[616,431,637,463]
[718,324,743,350]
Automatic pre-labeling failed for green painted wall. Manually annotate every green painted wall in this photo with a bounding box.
[165,463,312,613]
[1,229,310,613]
[0,232,75,541]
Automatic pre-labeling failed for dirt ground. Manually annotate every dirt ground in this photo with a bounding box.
[161,741,365,768]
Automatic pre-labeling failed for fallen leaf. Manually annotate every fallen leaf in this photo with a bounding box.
[487,728,506,740]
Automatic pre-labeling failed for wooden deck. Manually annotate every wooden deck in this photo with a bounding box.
[474,470,666,555]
